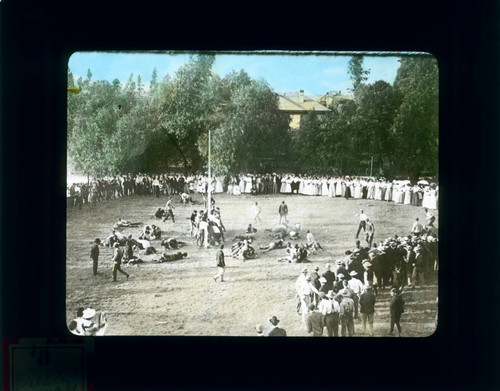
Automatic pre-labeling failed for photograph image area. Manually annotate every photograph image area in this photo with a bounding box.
[66,51,438,337]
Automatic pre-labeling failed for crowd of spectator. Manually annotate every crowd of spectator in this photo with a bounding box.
[293,228,438,337]
[68,172,438,211]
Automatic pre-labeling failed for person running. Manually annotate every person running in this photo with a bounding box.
[163,197,175,223]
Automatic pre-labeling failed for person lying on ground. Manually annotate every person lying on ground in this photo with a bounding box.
[234,224,257,241]
[114,218,142,229]
[156,251,188,263]
[161,237,188,250]
[259,238,284,252]
[232,239,256,260]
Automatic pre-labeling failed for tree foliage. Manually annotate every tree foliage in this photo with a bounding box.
[67,54,438,179]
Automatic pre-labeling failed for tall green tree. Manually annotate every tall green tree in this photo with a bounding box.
[348,55,370,93]
[350,80,402,175]
[148,54,217,172]
[67,73,147,177]
[199,77,291,175]
[391,55,439,178]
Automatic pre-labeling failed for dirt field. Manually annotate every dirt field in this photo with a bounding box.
[66,192,438,337]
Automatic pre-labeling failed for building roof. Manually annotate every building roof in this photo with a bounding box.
[278,91,330,113]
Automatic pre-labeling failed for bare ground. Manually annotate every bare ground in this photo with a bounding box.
[66,192,438,337]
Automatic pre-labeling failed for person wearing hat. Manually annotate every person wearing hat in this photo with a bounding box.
[389,288,405,336]
[111,242,129,282]
[339,289,355,337]
[321,263,336,292]
[363,261,378,295]
[333,273,345,293]
[318,277,330,295]
[347,270,364,319]
[355,209,368,239]
[90,238,102,276]
[213,244,226,282]
[318,290,340,337]
[305,303,325,337]
[267,316,287,336]
[359,285,376,336]
[72,307,89,335]
[309,266,321,304]
[411,243,426,287]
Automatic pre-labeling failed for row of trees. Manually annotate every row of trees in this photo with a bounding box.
[295,55,438,178]
[68,54,438,179]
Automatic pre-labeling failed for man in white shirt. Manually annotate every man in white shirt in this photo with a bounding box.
[163,197,175,223]
[411,218,424,237]
[318,290,340,336]
[348,270,364,319]
[355,209,368,239]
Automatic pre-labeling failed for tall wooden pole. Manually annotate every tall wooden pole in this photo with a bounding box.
[205,128,211,248]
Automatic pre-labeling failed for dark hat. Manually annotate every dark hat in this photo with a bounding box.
[391,288,398,294]
[269,316,280,325]
[314,266,319,271]
[94,238,101,243]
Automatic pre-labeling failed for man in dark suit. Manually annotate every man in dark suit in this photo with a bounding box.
[90,238,102,276]
[267,316,287,336]
[278,201,289,224]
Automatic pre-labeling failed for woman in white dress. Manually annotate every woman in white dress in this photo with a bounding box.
[392,182,400,203]
[279,175,287,193]
[335,178,343,197]
[321,178,329,196]
[215,176,224,194]
[367,180,375,200]
[328,177,335,197]
[404,184,412,205]
[238,176,245,194]
[374,180,381,201]
[284,177,292,194]
[354,179,362,199]
[244,175,253,193]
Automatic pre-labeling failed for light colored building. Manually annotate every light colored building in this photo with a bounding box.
[278,90,330,130]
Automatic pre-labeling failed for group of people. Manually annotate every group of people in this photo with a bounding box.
[68,307,107,336]
[67,171,438,212]
[290,224,438,337]
[78,173,438,336]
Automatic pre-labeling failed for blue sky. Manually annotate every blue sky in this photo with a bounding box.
[68,51,404,96]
